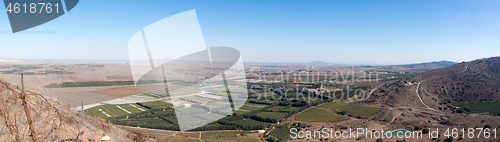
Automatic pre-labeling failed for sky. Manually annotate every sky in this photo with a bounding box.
[1,0,499,65]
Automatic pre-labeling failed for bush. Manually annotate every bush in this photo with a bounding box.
[376,138,383,142]
[422,129,429,134]
[444,137,453,142]
[484,124,492,129]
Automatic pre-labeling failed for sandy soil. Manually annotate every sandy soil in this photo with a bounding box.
[92,84,163,98]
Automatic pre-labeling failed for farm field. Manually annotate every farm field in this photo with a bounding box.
[385,129,410,136]
[139,101,173,109]
[453,101,500,115]
[283,107,303,112]
[240,104,268,111]
[268,106,288,111]
[44,86,120,107]
[120,126,176,138]
[228,119,272,130]
[318,102,382,116]
[159,130,259,142]
[86,105,114,118]
[200,131,259,142]
[45,80,163,88]
[320,87,368,100]
[92,85,165,97]
[117,104,148,113]
[294,108,349,122]
[254,112,289,121]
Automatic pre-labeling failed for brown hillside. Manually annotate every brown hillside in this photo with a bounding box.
[410,57,500,103]
[0,80,131,141]
[364,57,500,111]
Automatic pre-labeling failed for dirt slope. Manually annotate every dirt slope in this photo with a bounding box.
[0,80,131,142]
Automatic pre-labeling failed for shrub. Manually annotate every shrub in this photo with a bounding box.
[422,128,429,134]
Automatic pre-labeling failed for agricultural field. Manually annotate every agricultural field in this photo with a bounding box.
[320,87,368,100]
[240,104,268,111]
[269,127,292,141]
[294,108,349,122]
[82,77,332,133]
[453,101,500,115]
[86,105,114,118]
[45,80,163,88]
[181,96,217,103]
[283,107,303,112]
[120,126,176,138]
[92,85,165,98]
[86,104,141,117]
[268,106,288,111]
[176,132,201,139]
[200,131,259,142]
[319,102,382,116]
[0,65,42,74]
[201,131,244,139]
[352,82,384,89]
[228,119,273,129]
[139,101,173,109]
[120,118,174,127]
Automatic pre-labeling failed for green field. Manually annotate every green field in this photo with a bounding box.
[0,65,42,74]
[269,127,291,141]
[318,102,382,116]
[45,80,163,88]
[320,87,367,100]
[240,104,268,111]
[201,131,259,142]
[294,108,349,122]
[102,104,130,116]
[254,112,289,121]
[120,126,176,138]
[201,131,244,139]
[268,106,288,111]
[453,101,500,115]
[86,105,113,118]
[86,105,133,117]
[283,107,303,112]
[139,101,173,109]
[121,118,174,127]
[117,104,148,114]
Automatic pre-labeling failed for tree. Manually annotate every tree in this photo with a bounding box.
[422,128,429,134]
[444,137,453,142]
[484,124,492,129]
[375,138,383,142]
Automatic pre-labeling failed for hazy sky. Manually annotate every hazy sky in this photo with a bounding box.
[1,0,499,65]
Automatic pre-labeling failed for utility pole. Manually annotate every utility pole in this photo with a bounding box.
[21,73,37,142]
[81,100,83,125]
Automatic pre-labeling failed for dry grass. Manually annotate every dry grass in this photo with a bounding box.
[0,79,131,141]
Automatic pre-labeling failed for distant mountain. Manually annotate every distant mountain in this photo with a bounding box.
[308,60,330,65]
[397,60,457,71]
